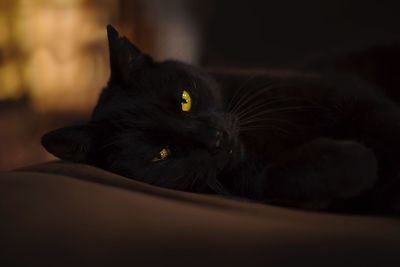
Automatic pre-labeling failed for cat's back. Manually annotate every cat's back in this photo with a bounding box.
[209,67,390,110]
[208,66,399,159]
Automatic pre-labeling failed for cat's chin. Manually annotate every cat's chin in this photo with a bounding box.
[211,139,244,171]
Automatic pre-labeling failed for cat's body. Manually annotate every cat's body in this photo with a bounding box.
[42,25,400,215]
[213,68,399,212]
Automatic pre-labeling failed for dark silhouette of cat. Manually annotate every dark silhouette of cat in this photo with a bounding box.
[42,25,400,215]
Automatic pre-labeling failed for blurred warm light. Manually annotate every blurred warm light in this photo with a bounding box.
[0,12,10,46]
[0,61,21,100]
[0,0,115,112]
[0,0,199,112]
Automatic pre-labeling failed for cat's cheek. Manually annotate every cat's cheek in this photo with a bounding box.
[209,152,231,171]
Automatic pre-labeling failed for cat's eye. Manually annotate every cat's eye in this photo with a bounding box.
[152,147,170,162]
[181,90,192,112]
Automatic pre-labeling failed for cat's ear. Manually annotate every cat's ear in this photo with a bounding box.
[107,24,151,84]
[41,125,97,162]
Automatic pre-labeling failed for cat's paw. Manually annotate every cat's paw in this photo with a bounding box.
[262,138,379,210]
[324,139,378,198]
[371,175,400,216]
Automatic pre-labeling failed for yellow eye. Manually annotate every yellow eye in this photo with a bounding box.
[181,90,191,112]
[152,147,170,162]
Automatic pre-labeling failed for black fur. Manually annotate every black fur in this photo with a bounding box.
[42,25,400,215]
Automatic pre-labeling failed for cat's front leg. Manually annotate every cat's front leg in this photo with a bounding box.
[261,138,378,210]
[370,174,400,216]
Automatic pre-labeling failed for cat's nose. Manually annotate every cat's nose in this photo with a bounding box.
[193,126,227,153]
[213,130,229,152]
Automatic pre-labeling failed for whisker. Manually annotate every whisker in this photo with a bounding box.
[240,117,300,128]
[240,125,291,135]
[231,82,301,115]
[189,171,201,191]
[230,81,277,114]
[227,74,260,112]
[236,96,297,121]
[239,106,312,124]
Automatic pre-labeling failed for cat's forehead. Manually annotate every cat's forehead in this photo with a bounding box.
[126,60,219,108]
[92,60,219,123]
[160,61,219,97]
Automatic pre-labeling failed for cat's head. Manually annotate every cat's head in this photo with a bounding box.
[42,25,241,193]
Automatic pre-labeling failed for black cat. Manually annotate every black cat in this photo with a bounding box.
[42,25,400,215]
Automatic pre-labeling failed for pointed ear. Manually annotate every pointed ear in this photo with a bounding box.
[41,125,97,162]
[107,24,151,84]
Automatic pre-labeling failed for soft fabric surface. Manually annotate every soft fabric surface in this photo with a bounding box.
[1,161,400,266]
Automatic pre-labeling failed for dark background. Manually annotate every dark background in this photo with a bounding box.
[200,0,400,66]
[0,0,399,170]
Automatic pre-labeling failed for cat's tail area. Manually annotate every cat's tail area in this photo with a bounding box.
[305,44,400,102]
